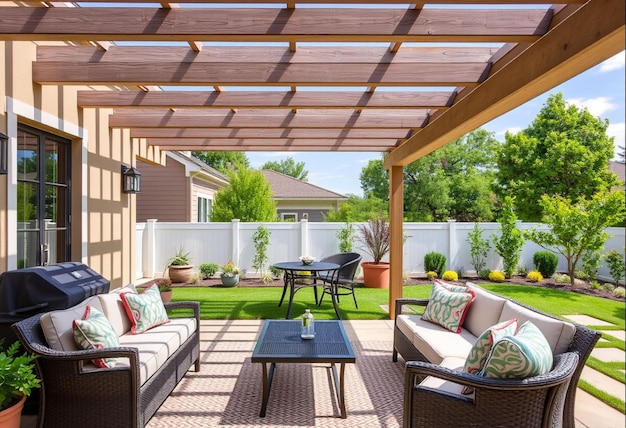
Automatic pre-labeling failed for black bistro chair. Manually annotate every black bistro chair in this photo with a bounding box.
[315,252,362,309]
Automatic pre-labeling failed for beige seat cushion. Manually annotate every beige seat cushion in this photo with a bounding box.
[97,283,138,336]
[397,314,476,364]
[498,300,576,354]
[418,356,471,400]
[116,318,197,384]
[40,295,104,351]
[463,282,508,337]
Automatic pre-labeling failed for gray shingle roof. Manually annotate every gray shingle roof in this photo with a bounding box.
[261,170,347,200]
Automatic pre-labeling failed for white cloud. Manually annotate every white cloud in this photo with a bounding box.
[494,126,522,139]
[599,51,625,73]
[567,96,618,117]
[607,122,625,160]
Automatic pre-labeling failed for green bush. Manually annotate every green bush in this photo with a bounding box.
[442,271,458,281]
[613,287,626,298]
[424,251,446,277]
[199,262,219,279]
[533,251,559,278]
[479,269,491,280]
[604,249,625,284]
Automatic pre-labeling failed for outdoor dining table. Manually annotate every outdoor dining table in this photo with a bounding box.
[273,261,342,320]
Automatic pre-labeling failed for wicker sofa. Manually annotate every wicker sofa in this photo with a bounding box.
[393,282,600,428]
[12,284,201,428]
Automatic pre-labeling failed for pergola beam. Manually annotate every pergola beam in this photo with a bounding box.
[384,0,626,168]
[130,128,413,139]
[0,8,552,42]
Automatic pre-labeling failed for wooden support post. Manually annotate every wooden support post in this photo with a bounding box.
[389,165,404,319]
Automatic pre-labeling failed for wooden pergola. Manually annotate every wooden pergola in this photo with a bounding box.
[0,0,623,316]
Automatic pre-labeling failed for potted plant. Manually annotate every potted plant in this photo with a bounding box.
[0,340,40,428]
[154,277,173,303]
[166,246,193,283]
[220,260,242,287]
[357,215,391,288]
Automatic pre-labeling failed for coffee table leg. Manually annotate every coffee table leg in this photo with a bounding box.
[260,362,276,417]
[330,362,348,418]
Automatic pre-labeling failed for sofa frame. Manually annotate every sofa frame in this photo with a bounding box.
[12,301,201,428]
[393,294,601,428]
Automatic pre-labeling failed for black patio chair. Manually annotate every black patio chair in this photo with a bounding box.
[315,252,362,309]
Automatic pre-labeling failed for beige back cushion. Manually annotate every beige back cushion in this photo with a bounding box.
[498,300,576,354]
[40,296,104,351]
[462,282,508,337]
[97,284,137,336]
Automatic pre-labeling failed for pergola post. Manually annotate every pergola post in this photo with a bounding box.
[389,165,403,319]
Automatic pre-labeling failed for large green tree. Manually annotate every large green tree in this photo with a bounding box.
[261,157,309,181]
[324,195,387,222]
[211,169,276,221]
[359,129,499,221]
[192,151,249,174]
[495,93,619,222]
[523,191,626,286]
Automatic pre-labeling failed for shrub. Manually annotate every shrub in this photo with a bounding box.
[613,287,626,298]
[526,271,543,283]
[455,266,466,278]
[442,271,458,281]
[424,251,446,277]
[479,269,491,280]
[553,273,571,283]
[269,265,283,279]
[426,271,438,280]
[467,223,490,275]
[581,249,601,280]
[488,271,505,282]
[604,249,626,284]
[590,280,603,290]
[603,283,615,292]
[199,262,219,279]
[533,251,559,278]
[517,265,529,276]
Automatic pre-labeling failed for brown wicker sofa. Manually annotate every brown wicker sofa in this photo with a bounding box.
[393,282,601,428]
[12,285,201,428]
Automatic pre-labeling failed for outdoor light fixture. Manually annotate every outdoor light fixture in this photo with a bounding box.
[0,132,8,175]
[121,164,141,194]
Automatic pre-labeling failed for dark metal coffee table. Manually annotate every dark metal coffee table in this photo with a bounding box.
[251,319,356,418]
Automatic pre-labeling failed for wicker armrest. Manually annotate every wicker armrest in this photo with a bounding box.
[164,300,200,322]
[395,298,429,318]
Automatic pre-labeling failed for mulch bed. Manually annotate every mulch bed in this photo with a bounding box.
[171,275,625,302]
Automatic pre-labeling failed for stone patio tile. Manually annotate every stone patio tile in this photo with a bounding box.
[602,330,626,341]
[575,389,626,428]
[581,366,626,401]
[563,315,613,326]
[590,347,626,363]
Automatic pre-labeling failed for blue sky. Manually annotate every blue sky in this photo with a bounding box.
[247,51,626,197]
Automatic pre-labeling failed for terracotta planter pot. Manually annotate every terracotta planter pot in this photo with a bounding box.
[168,265,193,283]
[160,290,173,303]
[361,262,390,288]
[0,394,26,428]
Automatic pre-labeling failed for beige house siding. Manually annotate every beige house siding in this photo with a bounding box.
[1,40,162,287]
[191,177,221,222]
[137,159,190,222]
[275,200,341,222]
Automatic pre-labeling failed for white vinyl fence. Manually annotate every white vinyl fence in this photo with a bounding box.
[136,219,625,284]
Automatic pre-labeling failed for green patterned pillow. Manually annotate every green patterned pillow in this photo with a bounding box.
[422,280,475,333]
[433,279,469,294]
[461,318,518,394]
[73,306,120,368]
[121,283,169,334]
[479,321,553,379]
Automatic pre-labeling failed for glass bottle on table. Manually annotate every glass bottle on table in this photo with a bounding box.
[301,309,315,339]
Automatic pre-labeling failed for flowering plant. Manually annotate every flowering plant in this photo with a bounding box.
[298,255,315,265]
[221,260,241,277]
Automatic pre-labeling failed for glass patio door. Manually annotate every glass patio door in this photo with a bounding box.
[16,126,71,268]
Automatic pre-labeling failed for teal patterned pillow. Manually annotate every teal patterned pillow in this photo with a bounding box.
[121,284,169,334]
[461,318,518,394]
[73,306,120,368]
[479,321,553,379]
[422,281,475,333]
[433,279,469,294]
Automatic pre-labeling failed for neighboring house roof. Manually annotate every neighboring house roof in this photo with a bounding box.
[168,151,229,185]
[261,169,347,201]
[609,161,625,184]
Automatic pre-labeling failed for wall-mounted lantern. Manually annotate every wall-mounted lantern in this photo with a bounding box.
[0,132,8,175]
[121,164,141,194]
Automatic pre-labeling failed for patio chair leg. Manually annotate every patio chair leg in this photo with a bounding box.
[352,287,358,309]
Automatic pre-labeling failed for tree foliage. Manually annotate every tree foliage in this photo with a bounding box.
[192,151,250,174]
[261,157,309,181]
[324,195,388,222]
[523,191,626,286]
[211,169,276,222]
[360,129,499,222]
[495,93,619,222]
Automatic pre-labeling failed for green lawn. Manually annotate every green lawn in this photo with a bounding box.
[170,282,625,413]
